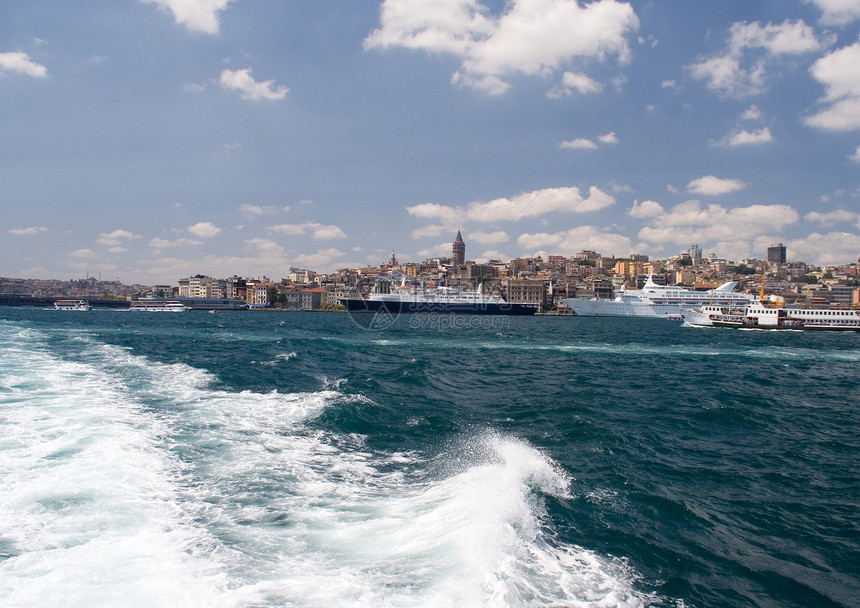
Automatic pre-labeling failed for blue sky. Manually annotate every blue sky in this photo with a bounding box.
[2,0,859,284]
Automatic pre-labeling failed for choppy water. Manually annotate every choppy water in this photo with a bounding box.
[0,308,857,607]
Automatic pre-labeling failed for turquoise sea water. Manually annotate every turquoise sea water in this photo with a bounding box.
[0,307,857,607]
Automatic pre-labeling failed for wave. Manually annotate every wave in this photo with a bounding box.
[0,323,658,607]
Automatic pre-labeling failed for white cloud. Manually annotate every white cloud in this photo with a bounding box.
[293,248,346,270]
[220,68,288,101]
[627,200,664,218]
[638,201,799,246]
[804,209,859,226]
[142,0,232,35]
[267,222,346,239]
[851,145,860,163]
[7,226,47,235]
[742,105,762,120]
[149,237,203,250]
[548,71,603,98]
[560,138,597,150]
[98,229,140,248]
[411,224,447,239]
[717,127,773,146]
[187,221,222,238]
[0,52,47,77]
[686,175,746,195]
[517,225,632,257]
[69,249,98,259]
[407,186,616,223]
[467,230,509,244]
[805,0,860,26]
[805,42,860,131]
[598,132,618,144]
[788,232,860,265]
[661,79,676,88]
[689,19,826,97]
[366,0,639,95]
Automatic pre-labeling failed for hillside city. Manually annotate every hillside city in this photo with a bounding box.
[2,234,859,312]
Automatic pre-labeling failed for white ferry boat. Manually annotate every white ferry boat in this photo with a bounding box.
[341,280,536,316]
[685,296,860,331]
[562,276,755,318]
[129,300,189,312]
[53,299,92,311]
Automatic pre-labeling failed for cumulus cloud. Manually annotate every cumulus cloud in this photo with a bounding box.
[742,105,763,120]
[788,231,860,265]
[0,52,47,77]
[851,145,860,163]
[69,249,98,259]
[689,19,827,97]
[407,186,615,224]
[627,200,664,218]
[220,68,288,101]
[142,0,232,35]
[268,222,347,239]
[548,71,603,98]
[149,237,203,250]
[365,0,640,95]
[686,175,746,195]
[560,138,598,150]
[805,42,860,131]
[293,248,346,269]
[7,226,48,235]
[805,0,860,25]
[98,229,140,250]
[637,200,799,246]
[411,224,447,239]
[598,132,618,144]
[187,221,221,238]
[716,127,773,146]
[517,225,632,257]
[804,209,859,226]
[467,230,509,244]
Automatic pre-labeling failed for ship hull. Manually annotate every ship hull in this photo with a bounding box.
[562,299,682,318]
[341,298,536,316]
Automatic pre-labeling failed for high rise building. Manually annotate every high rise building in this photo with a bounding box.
[452,230,465,265]
[767,243,787,265]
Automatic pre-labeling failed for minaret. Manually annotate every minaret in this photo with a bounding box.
[452,230,465,265]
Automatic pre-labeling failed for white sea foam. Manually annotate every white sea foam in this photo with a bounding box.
[0,323,654,607]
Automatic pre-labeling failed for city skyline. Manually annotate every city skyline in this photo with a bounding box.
[2,1,860,285]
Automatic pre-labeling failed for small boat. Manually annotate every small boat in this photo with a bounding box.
[129,300,189,312]
[53,299,92,311]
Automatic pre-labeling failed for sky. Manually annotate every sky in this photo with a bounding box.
[2,0,860,285]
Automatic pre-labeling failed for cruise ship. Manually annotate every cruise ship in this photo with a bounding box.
[341,281,537,316]
[562,276,756,318]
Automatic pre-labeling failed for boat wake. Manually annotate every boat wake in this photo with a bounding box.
[0,323,657,607]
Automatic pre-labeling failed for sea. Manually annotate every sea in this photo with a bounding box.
[0,307,857,608]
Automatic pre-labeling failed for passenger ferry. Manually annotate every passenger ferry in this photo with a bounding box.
[53,299,92,311]
[562,275,755,318]
[129,300,189,312]
[685,296,860,331]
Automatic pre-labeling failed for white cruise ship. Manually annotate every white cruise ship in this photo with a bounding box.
[563,276,756,318]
